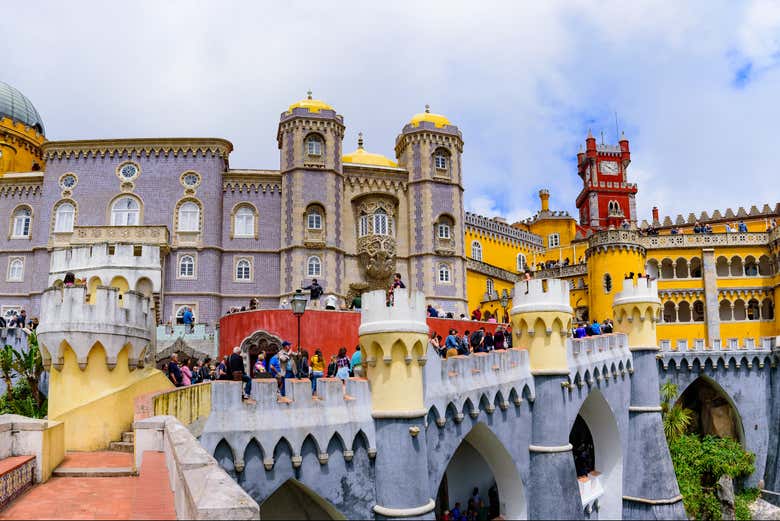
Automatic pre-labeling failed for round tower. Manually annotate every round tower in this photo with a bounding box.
[395,105,467,315]
[612,276,661,348]
[0,81,46,175]
[510,277,573,374]
[358,288,435,519]
[585,229,646,324]
[276,92,346,302]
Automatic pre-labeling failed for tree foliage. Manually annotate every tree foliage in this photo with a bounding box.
[0,332,46,418]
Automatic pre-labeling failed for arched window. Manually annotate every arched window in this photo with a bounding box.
[305,135,323,156]
[373,208,389,236]
[358,213,369,237]
[438,222,451,239]
[307,256,321,277]
[692,301,705,322]
[548,233,560,248]
[438,264,451,283]
[747,299,760,320]
[307,209,322,230]
[111,196,141,226]
[8,258,23,282]
[234,206,255,237]
[434,149,450,170]
[178,202,200,232]
[486,278,495,296]
[471,241,483,261]
[11,207,31,238]
[603,273,612,294]
[54,202,75,233]
[179,255,195,278]
[517,253,527,272]
[236,259,251,281]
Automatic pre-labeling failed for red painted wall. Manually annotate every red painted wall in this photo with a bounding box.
[219,309,510,360]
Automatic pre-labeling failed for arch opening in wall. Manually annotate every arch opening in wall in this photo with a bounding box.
[744,256,758,276]
[660,258,674,279]
[761,299,774,320]
[719,300,732,321]
[675,375,745,445]
[677,301,692,322]
[730,256,743,277]
[663,301,676,323]
[434,422,526,520]
[747,299,760,320]
[716,256,730,277]
[568,390,622,520]
[675,258,689,279]
[689,257,702,278]
[646,259,659,279]
[260,479,345,520]
[733,299,747,320]
[692,300,705,322]
[758,255,772,276]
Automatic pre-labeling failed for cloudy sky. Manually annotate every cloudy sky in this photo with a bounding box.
[4,1,780,224]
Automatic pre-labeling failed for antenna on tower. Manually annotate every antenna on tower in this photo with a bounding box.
[614,111,620,142]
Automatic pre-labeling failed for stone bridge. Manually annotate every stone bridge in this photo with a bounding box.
[193,282,698,520]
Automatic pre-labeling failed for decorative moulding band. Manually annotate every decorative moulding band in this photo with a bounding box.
[373,499,435,518]
[622,494,683,505]
[371,409,428,419]
[528,443,573,453]
[530,369,571,376]
[629,346,661,352]
[628,406,663,413]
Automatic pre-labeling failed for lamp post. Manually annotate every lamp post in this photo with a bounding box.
[290,289,308,354]
[500,289,510,324]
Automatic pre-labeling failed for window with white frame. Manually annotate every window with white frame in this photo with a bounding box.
[307,256,322,277]
[235,258,252,281]
[438,264,451,283]
[486,278,495,296]
[307,210,322,230]
[111,196,141,226]
[306,135,323,156]
[54,202,75,233]
[517,253,527,272]
[11,207,31,238]
[548,233,560,248]
[234,206,255,237]
[178,255,195,278]
[373,208,389,236]
[434,149,450,170]
[471,240,483,261]
[7,258,23,282]
[358,213,369,237]
[178,202,200,232]
[174,304,197,325]
[438,222,451,239]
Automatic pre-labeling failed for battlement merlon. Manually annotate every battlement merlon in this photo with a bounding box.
[358,289,428,336]
[613,277,661,306]
[36,285,153,370]
[510,278,573,315]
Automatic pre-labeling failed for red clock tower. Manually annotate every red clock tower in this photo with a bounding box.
[575,130,637,230]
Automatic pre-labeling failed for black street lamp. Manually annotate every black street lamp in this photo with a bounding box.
[500,289,510,324]
[290,289,308,354]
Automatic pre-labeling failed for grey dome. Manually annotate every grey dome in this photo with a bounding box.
[0,81,45,135]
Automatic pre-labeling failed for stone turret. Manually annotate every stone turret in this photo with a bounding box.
[510,278,573,374]
[612,277,661,348]
[37,285,171,451]
[358,288,435,520]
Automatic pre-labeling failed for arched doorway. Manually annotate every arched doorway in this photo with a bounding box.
[435,423,526,520]
[240,330,283,377]
[676,375,744,443]
[569,390,622,519]
[260,479,344,520]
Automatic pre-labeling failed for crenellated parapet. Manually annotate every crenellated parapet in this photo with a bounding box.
[37,285,153,371]
[510,278,573,375]
[565,334,633,389]
[359,289,429,416]
[612,277,661,349]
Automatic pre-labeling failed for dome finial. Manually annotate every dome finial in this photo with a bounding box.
[358,132,364,149]
[307,90,313,100]
[425,104,430,113]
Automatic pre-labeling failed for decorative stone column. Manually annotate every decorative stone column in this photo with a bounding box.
[613,278,686,519]
[359,289,434,520]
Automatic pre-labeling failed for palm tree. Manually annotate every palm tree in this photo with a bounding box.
[660,381,693,441]
[0,344,14,392]
[12,332,44,409]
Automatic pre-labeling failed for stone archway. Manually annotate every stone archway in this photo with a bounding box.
[240,330,284,375]
[435,422,526,520]
[569,390,622,519]
[260,479,345,520]
[677,375,745,444]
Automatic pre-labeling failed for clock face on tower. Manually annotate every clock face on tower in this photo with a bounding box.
[600,161,619,175]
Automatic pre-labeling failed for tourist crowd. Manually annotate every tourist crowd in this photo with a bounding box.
[430,324,513,359]
[440,486,499,521]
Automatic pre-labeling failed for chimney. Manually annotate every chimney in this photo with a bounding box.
[539,189,550,212]
[652,206,659,223]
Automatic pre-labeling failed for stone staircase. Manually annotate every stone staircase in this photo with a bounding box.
[108,431,135,453]
[51,449,135,478]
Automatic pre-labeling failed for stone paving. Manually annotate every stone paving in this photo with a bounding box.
[0,452,175,520]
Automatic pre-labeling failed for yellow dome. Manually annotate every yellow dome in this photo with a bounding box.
[287,90,333,113]
[342,134,398,168]
[409,104,450,128]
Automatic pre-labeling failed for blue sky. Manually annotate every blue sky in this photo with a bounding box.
[4,1,780,224]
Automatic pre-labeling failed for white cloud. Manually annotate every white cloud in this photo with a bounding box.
[3,1,778,226]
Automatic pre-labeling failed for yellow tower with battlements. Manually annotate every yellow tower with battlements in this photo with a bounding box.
[510,278,573,374]
[358,288,429,417]
[37,285,172,451]
[612,277,662,347]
